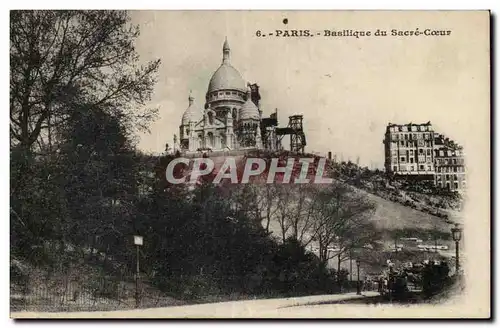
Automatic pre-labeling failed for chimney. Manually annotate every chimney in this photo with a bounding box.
[328,151,332,160]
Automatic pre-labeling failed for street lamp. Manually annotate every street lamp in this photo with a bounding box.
[387,260,395,302]
[133,235,143,308]
[451,223,462,274]
[356,258,361,295]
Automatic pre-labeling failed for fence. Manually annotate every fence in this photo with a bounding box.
[10,271,183,313]
[10,268,384,312]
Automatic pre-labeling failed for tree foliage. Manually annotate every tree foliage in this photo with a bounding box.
[10,10,160,268]
[11,10,381,301]
[10,10,160,153]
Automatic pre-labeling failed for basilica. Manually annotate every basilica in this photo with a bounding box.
[178,38,264,153]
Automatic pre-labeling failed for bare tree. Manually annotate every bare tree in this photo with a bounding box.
[268,184,319,245]
[286,184,320,246]
[254,184,279,234]
[10,10,160,154]
[274,184,295,243]
[309,182,379,276]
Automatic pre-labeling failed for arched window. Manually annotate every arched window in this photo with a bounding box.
[207,132,214,148]
[216,109,225,120]
[220,133,226,148]
[208,112,214,125]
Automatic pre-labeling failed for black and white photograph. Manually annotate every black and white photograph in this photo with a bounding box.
[9,10,491,318]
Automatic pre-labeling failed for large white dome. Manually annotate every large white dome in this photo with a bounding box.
[207,38,246,93]
[208,64,246,93]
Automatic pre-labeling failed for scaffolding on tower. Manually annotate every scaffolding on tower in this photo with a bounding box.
[261,110,307,154]
[280,115,307,153]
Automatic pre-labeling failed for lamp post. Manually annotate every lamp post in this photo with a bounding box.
[451,223,462,274]
[133,235,143,308]
[387,260,394,303]
[356,258,361,295]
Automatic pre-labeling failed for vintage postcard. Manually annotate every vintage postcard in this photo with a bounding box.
[10,10,490,318]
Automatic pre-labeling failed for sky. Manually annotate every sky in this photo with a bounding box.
[130,11,489,169]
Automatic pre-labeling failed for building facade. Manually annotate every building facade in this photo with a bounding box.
[383,122,466,191]
[433,134,466,191]
[178,38,263,153]
[383,122,435,178]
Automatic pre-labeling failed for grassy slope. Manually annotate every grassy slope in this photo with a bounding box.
[183,151,455,234]
[266,183,450,239]
[363,190,450,232]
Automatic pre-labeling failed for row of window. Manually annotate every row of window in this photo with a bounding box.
[392,164,433,172]
[209,91,243,100]
[436,181,466,189]
[389,144,463,158]
[389,160,465,172]
[390,140,433,148]
[392,149,432,156]
[390,132,432,141]
[391,156,465,168]
[393,156,432,164]
[195,132,228,148]
[435,158,464,165]
[435,150,463,157]
[389,125,431,133]
[436,174,460,181]
[436,166,465,173]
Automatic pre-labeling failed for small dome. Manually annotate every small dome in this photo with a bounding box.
[208,64,246,93]
[239,91,260,120]
[181,94,202,125]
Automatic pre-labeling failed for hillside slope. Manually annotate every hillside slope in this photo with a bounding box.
[266,182,451,239]
[363,190,450,232]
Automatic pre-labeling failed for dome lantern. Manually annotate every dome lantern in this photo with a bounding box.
[207,38,246,94]
[188,90,194,105]
[222,36,230,64]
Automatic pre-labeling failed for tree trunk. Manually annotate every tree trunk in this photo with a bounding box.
[48,110,52,152]
[337,254,342,291]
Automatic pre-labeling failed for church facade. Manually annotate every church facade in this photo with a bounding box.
[179,38,263,153]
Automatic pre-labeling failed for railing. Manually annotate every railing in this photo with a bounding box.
[10,272,181,313]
